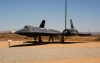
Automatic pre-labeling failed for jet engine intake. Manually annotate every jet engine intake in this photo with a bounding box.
[62,29,70,36]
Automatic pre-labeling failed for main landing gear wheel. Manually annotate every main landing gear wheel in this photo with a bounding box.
[34,36,37,43]
[49,36,54,42]
[38,36,42,43]
[38,39,42,43]
[60,35,64,44]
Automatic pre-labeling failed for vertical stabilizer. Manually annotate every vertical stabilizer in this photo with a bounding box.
[70,19,74,29]
[39,20,45,28]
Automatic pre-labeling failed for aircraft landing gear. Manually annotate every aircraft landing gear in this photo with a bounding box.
[49,36,54,42]
[34,36,37,42]
[60,35,64,44]
[38,36,42,43]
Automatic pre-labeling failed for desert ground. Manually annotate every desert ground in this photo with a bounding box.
[0,34,100,63]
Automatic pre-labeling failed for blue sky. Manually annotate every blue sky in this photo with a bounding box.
[0,0,100,32]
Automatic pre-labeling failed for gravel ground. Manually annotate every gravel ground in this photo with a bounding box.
[0,47,100,63]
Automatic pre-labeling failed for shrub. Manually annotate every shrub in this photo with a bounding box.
[95,35,100,41]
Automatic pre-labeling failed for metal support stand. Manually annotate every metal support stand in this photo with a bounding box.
[8,40,12,48]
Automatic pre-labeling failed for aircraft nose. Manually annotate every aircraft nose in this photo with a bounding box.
[14,29,24,33]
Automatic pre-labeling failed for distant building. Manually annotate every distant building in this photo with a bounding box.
[0,30,16,34]
[10,30,16,33]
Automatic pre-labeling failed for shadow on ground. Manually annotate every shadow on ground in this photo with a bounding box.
[11,41,88,47]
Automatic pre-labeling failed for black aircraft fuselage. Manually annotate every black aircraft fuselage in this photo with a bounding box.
[15,20,78,43]
[15,25,61,37]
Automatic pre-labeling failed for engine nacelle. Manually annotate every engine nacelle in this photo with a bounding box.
[62,29,78,36]
[62,29,70,36]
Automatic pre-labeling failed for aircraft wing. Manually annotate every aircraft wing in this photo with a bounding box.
[78,32,91,36]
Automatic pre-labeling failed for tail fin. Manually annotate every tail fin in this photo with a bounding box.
[39,20,45,28]
[70,19,74,29]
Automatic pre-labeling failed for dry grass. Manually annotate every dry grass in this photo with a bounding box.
[0,33,33,41]
[95,35,100,41]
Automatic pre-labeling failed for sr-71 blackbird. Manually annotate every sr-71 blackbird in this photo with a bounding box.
[15,19,80,43]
